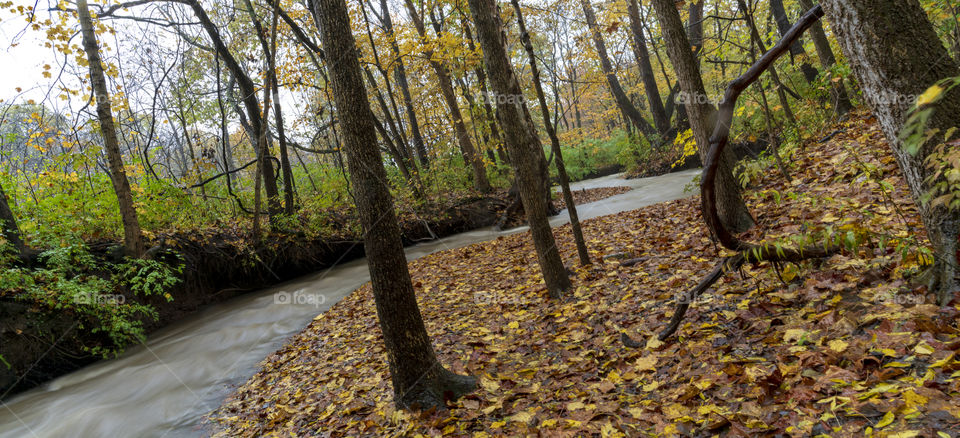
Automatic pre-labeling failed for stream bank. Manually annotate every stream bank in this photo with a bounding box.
[0,193,510,397]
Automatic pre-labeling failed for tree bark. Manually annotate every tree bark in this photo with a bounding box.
[687,0,704,58]
[770,0,819,83]
[0,183,25,257]
[468,0,572,298]
[797,0,853,115]
[821,0,960,304]
[309,0,476,409]
[626,0,670,134]
[377,0,430,168]
[462,18,507,165]
[512,0,591,266]
[77,0,144,257]
[650,0,755,233]
[404,0,491,193]
[580,0,657,137]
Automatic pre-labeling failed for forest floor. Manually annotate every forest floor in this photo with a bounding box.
[209,112,960,437]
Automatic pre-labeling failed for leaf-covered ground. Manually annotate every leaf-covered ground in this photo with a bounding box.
[210,113,960,437]
[553,186,632,211]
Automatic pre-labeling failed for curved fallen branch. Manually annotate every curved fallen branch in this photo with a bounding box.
[658,5,843,340]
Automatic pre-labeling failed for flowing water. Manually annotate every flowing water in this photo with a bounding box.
[0,170,699,438]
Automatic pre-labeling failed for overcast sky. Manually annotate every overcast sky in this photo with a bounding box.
[0,2,59,105]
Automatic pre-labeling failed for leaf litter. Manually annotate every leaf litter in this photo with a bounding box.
[210,113,960,437]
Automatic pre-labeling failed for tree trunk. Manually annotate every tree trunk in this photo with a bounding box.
[468,0,572,298]
[797,0,853,115]
[272,88,297,215]
[770,0,819,83]
[377,0,430,168]
[580,0,657,137]
[188,0,281,220]
[650,0,755,233]
[77,0,144,257]
[0,183,25,257]
[404,0,491,193]
[309,0,476,409]
[626,0,670,134]
[740,0,798,127]
[687,0,704,57]
[821,0,960,304]
[462,19,507,166]
[513,0,591,266]
[358,2,425,196]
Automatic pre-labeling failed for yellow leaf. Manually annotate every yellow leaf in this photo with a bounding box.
[635,355,658,372]
[783,329,807,343]
[876,411,895,428]
[510,411,534,423]
[914,342,935,355]
[880,348,898,357]
[902,390,928,410]
[566,401,585,411]
[828,339,848,353]
[480,377,499,392]
[930,353,955,368]
[507,321,519,330]
[888,432,920,438]
[916,84,944,107]
[628,407,644,419]
[821,212,839,223]
[662,403,687,419]
[782,263,799,282]
[540,419,557,427]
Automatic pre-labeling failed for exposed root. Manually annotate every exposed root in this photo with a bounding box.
[397,367,477,411]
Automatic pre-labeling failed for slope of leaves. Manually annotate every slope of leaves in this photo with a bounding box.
[210,113,959,437]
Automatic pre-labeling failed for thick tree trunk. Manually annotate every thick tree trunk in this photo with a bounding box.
[687,0,704,57]
[309,0,475,409]
[513,0,591,266]
[468,0,572,298]
[821,0,960,304]
[650,0,755,233]
[626,0,670,135]
[797,0,853,115]
[580,0,657,137]
[77,0,144,257]
[404,1,491,193]
[770,0,819,83]
[0,183,25,257]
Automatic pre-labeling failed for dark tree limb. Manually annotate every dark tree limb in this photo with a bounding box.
[657,5,843,340]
